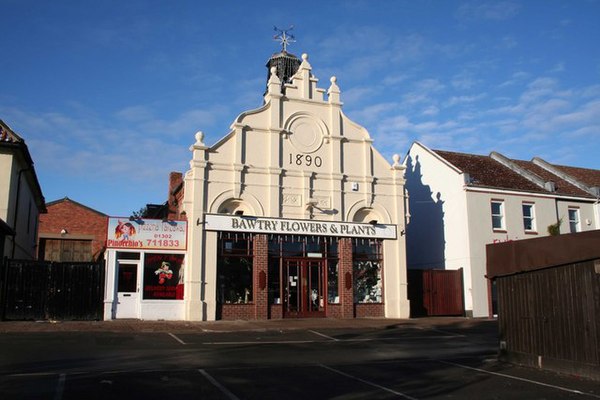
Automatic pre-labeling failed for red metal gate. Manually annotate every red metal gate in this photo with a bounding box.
[408,268,464,317]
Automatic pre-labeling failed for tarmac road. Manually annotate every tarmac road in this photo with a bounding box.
[0,318,598,399]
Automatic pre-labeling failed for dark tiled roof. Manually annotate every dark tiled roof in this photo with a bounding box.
[0,120,23,143]
[433,149,598,198]
[551,164,600,188]
[435,150,547,193]
[511,160,591,197]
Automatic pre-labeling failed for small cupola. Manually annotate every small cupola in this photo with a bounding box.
[265,26,301,95]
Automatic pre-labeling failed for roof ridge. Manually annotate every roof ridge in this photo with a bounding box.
[45,197,107,216]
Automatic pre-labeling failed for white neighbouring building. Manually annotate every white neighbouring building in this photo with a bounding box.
[181,50,410,321]
[0,120,46,260]
[404,141,600,318]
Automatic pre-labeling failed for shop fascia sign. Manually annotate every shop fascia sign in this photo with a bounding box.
[106,217,187,250]
[203,214,397,239]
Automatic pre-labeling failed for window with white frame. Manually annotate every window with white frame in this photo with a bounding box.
[568,208,580,233]
[522,203,535,232]
[491,200,505,230]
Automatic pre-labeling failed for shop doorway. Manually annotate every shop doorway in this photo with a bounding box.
[283,259,325,318]
[116,261,139,318]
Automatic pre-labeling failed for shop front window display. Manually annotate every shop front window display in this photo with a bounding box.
[217,256,253,304]
[353,260,382,303]
[352,239,383,303]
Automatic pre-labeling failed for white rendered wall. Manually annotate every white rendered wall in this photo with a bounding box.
[556,200,598,233]
[465,190,556,316]
[404,143,473,311]
[0,153,13,223]
[0,153,40,259]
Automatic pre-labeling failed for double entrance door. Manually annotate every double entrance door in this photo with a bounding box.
[283,259,325,318]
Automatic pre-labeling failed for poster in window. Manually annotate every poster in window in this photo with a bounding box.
[143,253,185,300]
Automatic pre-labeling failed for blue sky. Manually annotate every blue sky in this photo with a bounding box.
[2,0,599,217]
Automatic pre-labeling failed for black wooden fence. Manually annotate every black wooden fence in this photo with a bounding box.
[0,259,105,321]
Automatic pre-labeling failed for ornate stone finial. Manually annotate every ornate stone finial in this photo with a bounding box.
[328,75,341,105]
[194,131,205,146]
[273,25,296,52]
[190,130,208,152]
[302,53,308,61]
[270,66,277,75]
[392,154,401,167]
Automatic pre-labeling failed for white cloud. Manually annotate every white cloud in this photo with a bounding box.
[498,71,530,87]
[456,1,521,22]
[498,36,518,50]
[421,106,439,116]
[445,93,486,107]
[349,102,399,124]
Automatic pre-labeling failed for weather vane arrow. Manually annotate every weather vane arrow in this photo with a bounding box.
[273,25,295,52]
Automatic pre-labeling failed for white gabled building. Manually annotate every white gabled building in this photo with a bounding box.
[181,51,410,321]
[104,48,412,321]
[404,142,600,318]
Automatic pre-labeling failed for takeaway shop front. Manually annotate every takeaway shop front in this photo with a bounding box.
[104,217,187,320]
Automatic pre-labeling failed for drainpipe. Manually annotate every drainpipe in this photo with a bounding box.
[11,167,29,258]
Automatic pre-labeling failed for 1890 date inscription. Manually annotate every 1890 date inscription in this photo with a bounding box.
[289,153,323,167]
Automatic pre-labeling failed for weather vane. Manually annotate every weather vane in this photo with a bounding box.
[273,25,295,52]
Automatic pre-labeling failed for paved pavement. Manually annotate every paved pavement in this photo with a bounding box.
[0,316,497,333]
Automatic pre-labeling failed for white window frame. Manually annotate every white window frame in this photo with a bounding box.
[568,207,580,233]
[491,200,505,231]
[522,202,536,232]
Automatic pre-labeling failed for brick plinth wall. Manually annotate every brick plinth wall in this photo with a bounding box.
[269,305,283,319]
[355,303,385,318]
[338,238,355,318]
[253,234,269,320]
[221,304,255,320]
[326,304,342,318]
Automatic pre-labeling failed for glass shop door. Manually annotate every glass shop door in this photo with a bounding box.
[283,259,325,318]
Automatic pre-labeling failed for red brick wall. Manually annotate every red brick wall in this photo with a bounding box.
[355,303,385,318]
[38,199,107,260]
[253,234,268,320]
[221,304,255,320]
[338,238,355,318]
[326,303,342,318]
[269,304,283,319]
[167,172,185,220]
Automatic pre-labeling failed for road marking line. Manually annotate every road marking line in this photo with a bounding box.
[437,360,600,398]
[53,373,66,400]
[416,326,466,337]
[168,332,186,345]
[319,364,418,400]
[198,369,240,400]
[201,335,460,345]
[308,330,339,341]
